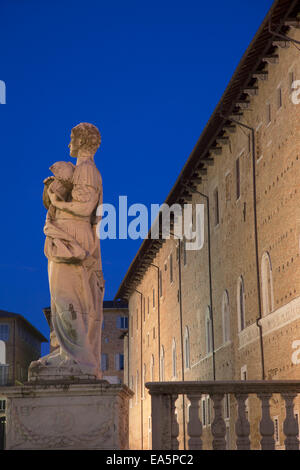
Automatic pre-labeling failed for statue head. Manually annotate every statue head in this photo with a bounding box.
[69,122,101,158]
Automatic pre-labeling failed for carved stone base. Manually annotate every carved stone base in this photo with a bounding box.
[2,381,133,450]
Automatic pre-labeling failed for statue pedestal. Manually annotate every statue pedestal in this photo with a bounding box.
[3,381,133,450]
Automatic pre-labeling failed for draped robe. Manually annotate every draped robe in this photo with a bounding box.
[43,159,104,377]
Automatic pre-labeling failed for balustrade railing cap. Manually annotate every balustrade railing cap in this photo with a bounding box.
[145,380,300,395]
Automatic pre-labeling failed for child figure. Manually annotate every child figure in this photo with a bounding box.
[43,161,75,219]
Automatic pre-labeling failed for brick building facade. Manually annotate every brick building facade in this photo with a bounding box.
[101,300,128,384]
[115,0,300,449]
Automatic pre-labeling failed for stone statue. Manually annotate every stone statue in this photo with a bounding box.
[29,123,105,380]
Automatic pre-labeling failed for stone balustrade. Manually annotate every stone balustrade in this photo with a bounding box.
[145,381,300,450]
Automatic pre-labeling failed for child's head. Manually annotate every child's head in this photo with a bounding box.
[50,161,75,182]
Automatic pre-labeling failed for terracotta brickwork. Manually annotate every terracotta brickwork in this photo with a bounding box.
[122,25,300,450]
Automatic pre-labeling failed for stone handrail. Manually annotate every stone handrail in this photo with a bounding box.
[145,380,300,450]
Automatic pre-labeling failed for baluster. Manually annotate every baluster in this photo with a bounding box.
[211,393,226,450]
[257,393,275,450]
[235,393,250,450]
[151,393,172,450]
[282,392,299,450]
[171,394,179,450]
[187,393,203,450]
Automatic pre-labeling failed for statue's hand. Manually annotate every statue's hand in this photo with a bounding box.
[48,187,59,205]
[43,176,54,186]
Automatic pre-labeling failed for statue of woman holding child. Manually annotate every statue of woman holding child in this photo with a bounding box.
[30,123,105,380]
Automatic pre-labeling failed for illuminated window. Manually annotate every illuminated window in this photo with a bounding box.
[222,290,230,343]
[237,276,245,331]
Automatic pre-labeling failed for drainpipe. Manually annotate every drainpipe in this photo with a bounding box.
[134,288,144,449]
[220,114,265,380]
[182,185,216,381]
[177,238,187,450]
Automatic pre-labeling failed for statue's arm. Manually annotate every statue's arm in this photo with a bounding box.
[48,184,100,217]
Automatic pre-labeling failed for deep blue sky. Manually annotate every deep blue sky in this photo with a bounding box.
[0,0,274,352]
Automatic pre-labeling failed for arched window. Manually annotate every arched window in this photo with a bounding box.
[0,340,6,364]
[150,355,154,381]
[261,252,274,316]
[160,346,165,381]
[206,307,213,354]
[222,290,230,343]
[172,338,177,378]
[237,276,246,331]
[184,327,190,369]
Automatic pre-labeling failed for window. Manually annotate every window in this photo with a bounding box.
[143,297,146,322]
[184,326,190,369]
[160,346,165,381]
[214,188,219,226]
[159,270,162,297]
[289,70,295,94]
[255,124,262,160]
[237,276,245,332]
[147,297,150,315]
[101,353,109,371]
[277,87,282,109]
[0,340,6,364]
[0,400,5,412]
[172,338,177,378]
[206,307,213,354]
[170,254,173,283]
[136,308,138,330]
[222,290,230,343]
[225,172,232,203]
[117,316,128,329]
[266,102,271,125]
[153,288,155,308]
[236,157,240,200]
[115,353,124,370]
[0,324,10,342]
[261,252,274,316]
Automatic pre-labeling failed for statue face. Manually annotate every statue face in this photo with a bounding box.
[68,132,81,158]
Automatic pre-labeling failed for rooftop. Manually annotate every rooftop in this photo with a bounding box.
[0,310,48,343]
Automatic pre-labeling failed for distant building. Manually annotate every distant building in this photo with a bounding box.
[43,300,128,384]
[0,310,47,387]
[102,300,128,384]
[0,310,47,449]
